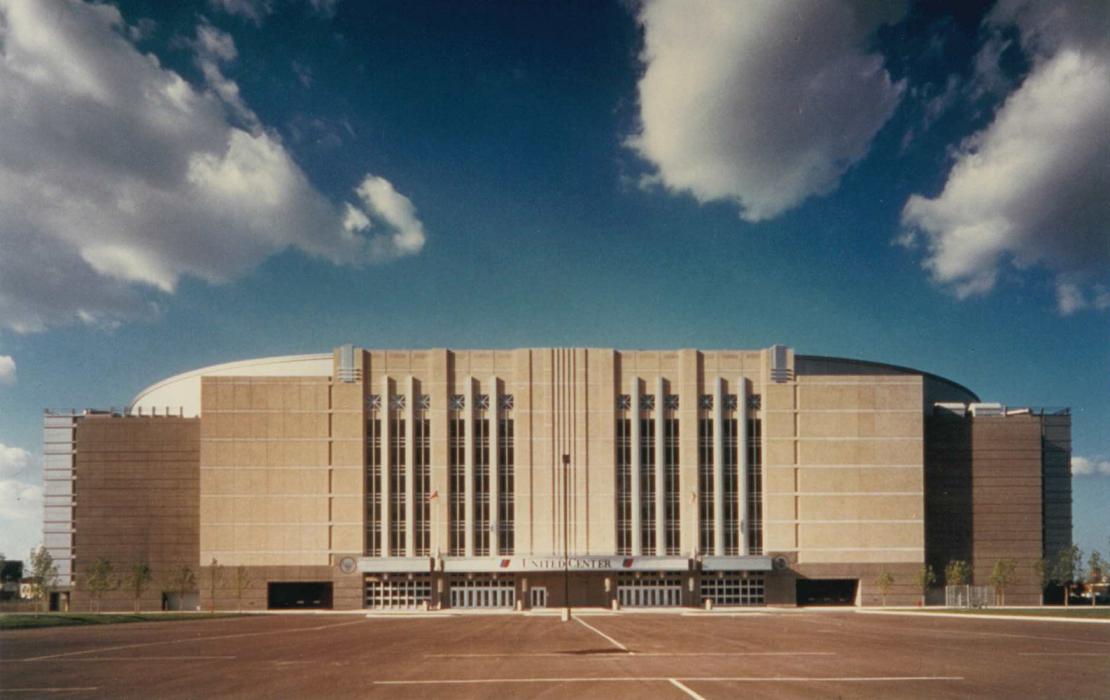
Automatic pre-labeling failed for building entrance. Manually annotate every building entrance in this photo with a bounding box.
[449,578,516,608]
[617,575,682,607]
[530,586,548,608]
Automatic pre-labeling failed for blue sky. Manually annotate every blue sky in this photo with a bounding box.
[1,0,1107,563]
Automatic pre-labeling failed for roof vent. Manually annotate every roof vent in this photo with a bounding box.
[934,402,967,416]
[770,344,792,383]
[969,402,1004,416]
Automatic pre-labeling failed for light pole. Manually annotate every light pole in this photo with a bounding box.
[562,453,571,622]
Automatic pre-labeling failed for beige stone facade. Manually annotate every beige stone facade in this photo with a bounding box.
[47,345,1070,611]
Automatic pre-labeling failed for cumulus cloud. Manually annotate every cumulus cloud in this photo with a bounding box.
[0,0,426,333]
[0,443,31,475]
[0,356,14,385]
[628,0,906,221]
[901,0,1110,307]
[1072,455,1110,476]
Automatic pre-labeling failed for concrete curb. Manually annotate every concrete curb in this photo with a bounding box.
[855,609,1110,624]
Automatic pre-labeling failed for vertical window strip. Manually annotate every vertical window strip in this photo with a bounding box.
[698,418,714,555]
[616,418,632,555]
[664,418,680,555]
[390,416,406,554]
[365,417,381,556]
[449,417,466,556]
[748,418,763,555]
[415,416,431,556]
[640,418,656,555]
[474,418,490,556]
[723,418,739,556]
[498,417,514,555]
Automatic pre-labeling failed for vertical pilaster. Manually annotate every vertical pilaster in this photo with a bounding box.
[464,377,475,558]
[490,375,500,555]
[429,350,449,559]
[713,376,725,556]
[405,375,416,557]
[738,376,750,556]
[630,376,642,556]
[380,375,392,558]
[655,376,666,556]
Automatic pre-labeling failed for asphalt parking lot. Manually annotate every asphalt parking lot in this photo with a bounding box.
[2,610,1108,698]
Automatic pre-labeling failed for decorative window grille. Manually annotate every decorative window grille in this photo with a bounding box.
[699,394,713,410]
[664,418,680,555]
[616,418,632,555]
[723,419,739,555]
[417,394,431,410]
[747,418,763,554]
[499,394,514,411]
[640,394,656,411]
[748,394,762,410]
[390,394,406,411]
[474,418,491,556]
[389,415,406,554]
[448,417,466,556]
[450,394,465,411]
[365,417,381,556]
[698,418,714,554]
[618,394,631,410]
[498,417,514,554]
[664,394,679,410]
[725,394,738,411]
[367,394,382,411]
[414,416,430,556]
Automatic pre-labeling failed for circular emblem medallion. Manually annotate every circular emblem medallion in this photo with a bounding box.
[339,557,357,574]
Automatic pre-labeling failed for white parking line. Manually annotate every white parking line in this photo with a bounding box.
[373,675,964,686]
[1019,652,1108,656]
[425,651,835,658]
[60,656,236,662]
[574,616,631,653]
[0,689,99,694]
[669,678,707,700]
[18,618,369,662]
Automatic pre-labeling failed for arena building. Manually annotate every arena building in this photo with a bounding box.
[41,346,1071,611]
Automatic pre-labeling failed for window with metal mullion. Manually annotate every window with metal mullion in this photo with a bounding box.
[698,418,714,555]
[640,418,656,555]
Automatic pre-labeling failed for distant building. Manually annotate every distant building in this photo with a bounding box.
[1,560,23,600]
[42,346,1071,611]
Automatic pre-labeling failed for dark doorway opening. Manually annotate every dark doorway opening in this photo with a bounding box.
[267,582,334,610]
[796,578,857,606]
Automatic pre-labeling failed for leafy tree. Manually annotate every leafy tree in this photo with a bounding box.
[124,562,152,613]
[207,558,223,612]
[28,546,59,612]
[876,571,895,607]
[1087,550,1105,608]
[84,558,117,613]
[945,560,971,586]
[164,566,197,611]
[914,565,936,606]
[232,565,252,612]
[1053,545,1084,607]
[1032,559,1048,606]
[989,559,1018,607]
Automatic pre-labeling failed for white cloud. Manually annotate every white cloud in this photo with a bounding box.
[0,443,31,476]
[901,0,1110,307]
[0,356,14,385]
[0,0,426,333]
[628,0,906,221]
[1072,455,1110,476]
[209,0,272,26]
[0,479,42,558]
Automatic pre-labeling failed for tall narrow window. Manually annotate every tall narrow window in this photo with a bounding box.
[449,416,466,556]
[390,415,406,554]
[414,415,431,556]
[748,418,763,555]
[498,416,514,555]
[616,418,632,555]
[474,417,491,556]
[664,418,680,555]
[365,417,381,556]
[698,418,714,555]
[640,418,656,555]
[723,418,739,555]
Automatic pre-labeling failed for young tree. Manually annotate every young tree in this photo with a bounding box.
[124,562,152,613]
[1032,558,1048,606]
[207,558,223,612]
[28,546,59,612]
[945,560,970,587]
[914,565,936,606]
[232,565,252,612]
[1054,545,1084,607]
[989,559,1017,607]
[164,566,197,611]
[1087,550,1105,607]
[876,571,895,607]
[85,558,116,613]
